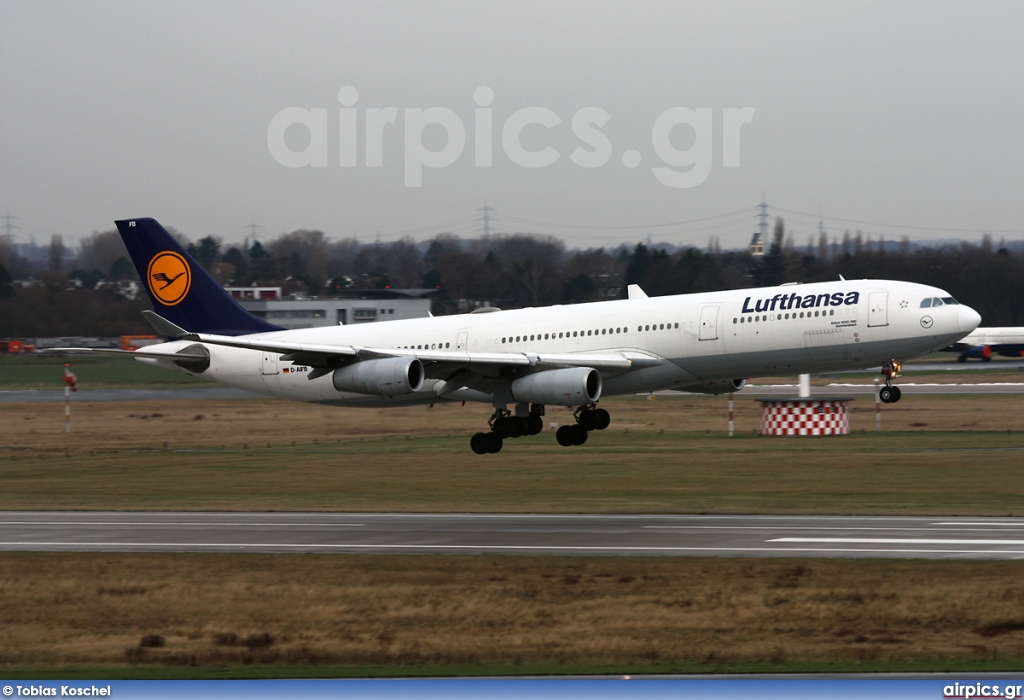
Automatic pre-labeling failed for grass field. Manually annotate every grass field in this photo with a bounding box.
[1,553,1023,678]
[0,353,207,388]
[2,394,1023,514]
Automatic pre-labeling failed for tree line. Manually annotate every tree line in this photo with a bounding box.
[1,219,1022,337]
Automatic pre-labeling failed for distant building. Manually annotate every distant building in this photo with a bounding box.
[748,231,765,257]
[227,287,435,329]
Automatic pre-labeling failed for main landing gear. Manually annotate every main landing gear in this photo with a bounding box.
[470,404,544,454]
[555,404,610,448]
[879,359,903,404]
[468,403,612,453]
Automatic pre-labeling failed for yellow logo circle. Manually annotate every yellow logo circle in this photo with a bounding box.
[146,251,191,306]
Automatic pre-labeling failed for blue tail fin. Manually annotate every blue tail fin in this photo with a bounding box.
[115,217,283,335]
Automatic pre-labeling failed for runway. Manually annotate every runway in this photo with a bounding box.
[2,512,1023,559]
[3,379,1024,404]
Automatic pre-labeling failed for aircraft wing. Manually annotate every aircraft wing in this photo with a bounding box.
[180,330,642,372]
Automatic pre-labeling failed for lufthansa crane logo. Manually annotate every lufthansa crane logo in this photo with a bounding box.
[146,251,191,306]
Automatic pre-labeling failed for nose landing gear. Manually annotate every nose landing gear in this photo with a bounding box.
[879,360,903,404]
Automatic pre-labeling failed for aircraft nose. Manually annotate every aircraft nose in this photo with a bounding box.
[958,304,981,334]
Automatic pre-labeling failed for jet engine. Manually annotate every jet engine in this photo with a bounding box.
[510,367,602,406]
[332,357,424,395]
[678,378,747,395]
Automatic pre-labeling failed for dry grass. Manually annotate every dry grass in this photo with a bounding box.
[3,392,1023,450]
[0,553,1022,671]
[2,395,1024,514]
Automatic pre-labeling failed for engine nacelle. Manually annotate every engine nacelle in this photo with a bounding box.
[959,344,992,361]
[679,378,747,395]
[510,367,602,406]
[332,357,424,396]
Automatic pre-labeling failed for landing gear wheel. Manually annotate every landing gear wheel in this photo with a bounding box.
[879,386,895,404]
[577,410,599,431]
[526,414,543,435]
[470,432,490,454]
[593,408,610,430]
[556,425,576,447]
[571,424,588,445]
[491,416,514,439]
[890,386,902,403]
[484,432,503,453]
[509,417,527,438]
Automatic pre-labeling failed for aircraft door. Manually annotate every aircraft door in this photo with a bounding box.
[456,331,468,350]
[261,352,279,375]
[868,292,889,327]
[699,305,719,341]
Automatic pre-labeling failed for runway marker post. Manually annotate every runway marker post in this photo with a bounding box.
[874,377,881,431]
[63,363,77,432]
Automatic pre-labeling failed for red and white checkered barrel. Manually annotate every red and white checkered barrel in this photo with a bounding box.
[758,399,850,436]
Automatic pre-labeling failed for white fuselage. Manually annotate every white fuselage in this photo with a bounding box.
[957,327,1024,347]
[137,279,980,407]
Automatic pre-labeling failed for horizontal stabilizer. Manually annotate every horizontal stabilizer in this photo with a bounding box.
[143,310,189,338]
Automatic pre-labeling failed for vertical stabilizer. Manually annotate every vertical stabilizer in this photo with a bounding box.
[115,217,283,335]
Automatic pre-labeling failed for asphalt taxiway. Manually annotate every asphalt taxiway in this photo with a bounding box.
[2,512,1022,559]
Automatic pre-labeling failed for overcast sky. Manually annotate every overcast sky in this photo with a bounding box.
[2,0,1023,249]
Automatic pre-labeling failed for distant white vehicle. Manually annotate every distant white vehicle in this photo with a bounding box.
[953,327,1024,361]
[60,218,981,454]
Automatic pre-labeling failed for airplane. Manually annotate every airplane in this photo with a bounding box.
[952,327,1024,361]
[58,218,982,454]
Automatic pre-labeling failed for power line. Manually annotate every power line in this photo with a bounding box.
[477,202,496,236]
[2,209,19,241]
[772,206,1024,235]
[385,215,478,239]
[243,217,264,242]
[500,206,756,231]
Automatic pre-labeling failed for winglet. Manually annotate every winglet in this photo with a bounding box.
[627,284,648,300]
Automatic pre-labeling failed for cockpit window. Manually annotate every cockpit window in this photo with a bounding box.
[932,297,944,306]
[942,297,959,305]
[920,298,932,308]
